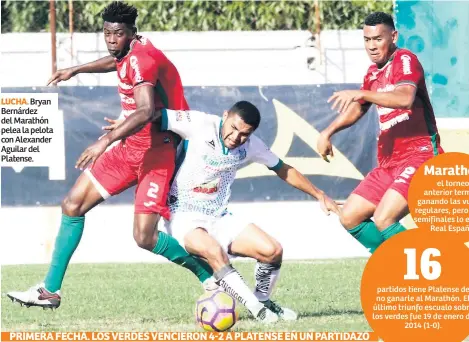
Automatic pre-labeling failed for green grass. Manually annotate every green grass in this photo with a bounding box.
[2,259,370,332]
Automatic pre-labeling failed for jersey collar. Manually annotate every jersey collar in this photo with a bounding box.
[115,36,139,62]
[377,47,399,70]
[218,120,229,155]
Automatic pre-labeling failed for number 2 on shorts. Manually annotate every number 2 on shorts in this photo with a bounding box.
[147,182,159,198]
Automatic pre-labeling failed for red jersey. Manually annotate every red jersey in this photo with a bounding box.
[360,48,442,167]
[115,36,189,149]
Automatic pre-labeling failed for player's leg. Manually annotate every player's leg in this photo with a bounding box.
[183,226,278,323]
[228,222,297,321]
[372,159,427,240]
[7,173,106,308]
[341,167,393,253]
[133,147,213,285]
[7,143,135,309]
[133,213,213,284]
[44,173,105,293]
[373,189,408,240]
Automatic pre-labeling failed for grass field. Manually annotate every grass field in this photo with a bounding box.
[2,259,371,332]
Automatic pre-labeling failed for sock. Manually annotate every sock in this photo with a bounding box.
[215,264,264,317]
[44,214,85,292]
[381,222,407,241]
[254,262,281,302]
[152,231,213,283]
[348,219,384,254]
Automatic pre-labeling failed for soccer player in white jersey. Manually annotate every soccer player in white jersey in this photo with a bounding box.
[157,101,340,323]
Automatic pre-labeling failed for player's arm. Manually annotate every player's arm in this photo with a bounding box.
[274,162,340,215]
[160,109,205,139]
[249,135,340,215]
[317,101,370,162]
[103,86,159,144]
[75,85,159,169]
[359,86,416,109]
[47,56,116,85]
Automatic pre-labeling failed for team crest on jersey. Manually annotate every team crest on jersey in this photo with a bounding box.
[401,55,412,75]
[369,71,379,81]
[120,62,127,79]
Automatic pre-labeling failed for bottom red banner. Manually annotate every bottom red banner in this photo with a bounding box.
[1,332,380,342]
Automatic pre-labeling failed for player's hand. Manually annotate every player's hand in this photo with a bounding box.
[328,90,364,114]
[319,194,341,216]
[47,67,76,86]
[75,138,109,170]
[102,117,124,131]
[317,132,333,162]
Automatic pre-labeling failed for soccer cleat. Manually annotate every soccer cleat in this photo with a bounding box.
[202,277,220,292]
[261,299,298,321]
[7,283,61,309]
[256,306,279,323]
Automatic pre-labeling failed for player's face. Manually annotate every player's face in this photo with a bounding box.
[221,112,255,149]
[103,22,134,59]
[363,24,398,66]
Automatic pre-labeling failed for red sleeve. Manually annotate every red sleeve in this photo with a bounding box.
[358,72,371,105]
[393,53,423,88]
[129,52,159,88]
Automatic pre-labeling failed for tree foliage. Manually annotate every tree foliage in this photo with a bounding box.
[1,0,393,33]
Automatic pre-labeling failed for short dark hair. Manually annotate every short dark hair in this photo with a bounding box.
[229,101,261,129]
[364,12,395,30]
[101,1,138,28]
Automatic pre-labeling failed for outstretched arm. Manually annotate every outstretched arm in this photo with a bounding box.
[328,85,416,114]
[47,56,116,85]
[274,162,340,216]
[317,101,370,161]
[75,85,159,169]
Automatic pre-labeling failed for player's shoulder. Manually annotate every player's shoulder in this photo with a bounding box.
[394,48,420,65]
[364,63,378,78]
[131,36,165,58]
[131,36,154,51]
[185,110,219,125]
[246,133,268,151]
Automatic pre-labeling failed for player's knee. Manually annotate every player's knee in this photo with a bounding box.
[133,224,156,251]
[264,243,283,264]
[61,195,84,217]
[373,213,394,230]
[340,210,360,230]
[204,244,226,264]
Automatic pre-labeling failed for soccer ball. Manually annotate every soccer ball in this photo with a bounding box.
[195,290,238,331]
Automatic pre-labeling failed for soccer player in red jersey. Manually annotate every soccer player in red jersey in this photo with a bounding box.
[317,12,444,253]
[7,1,212,309]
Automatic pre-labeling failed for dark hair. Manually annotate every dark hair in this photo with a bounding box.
[228,101,261,129]
[364,12,395,30]
[101,1,138,28]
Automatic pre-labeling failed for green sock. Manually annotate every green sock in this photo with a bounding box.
[152,231,213,283]
[44,214,85,292]
[381,222,407,241]
[348,219,384,254]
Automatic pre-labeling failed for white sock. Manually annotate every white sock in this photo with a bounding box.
[254,262,281,302]
[216,265,264,316]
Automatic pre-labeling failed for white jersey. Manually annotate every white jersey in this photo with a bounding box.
[161,109,283,219]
